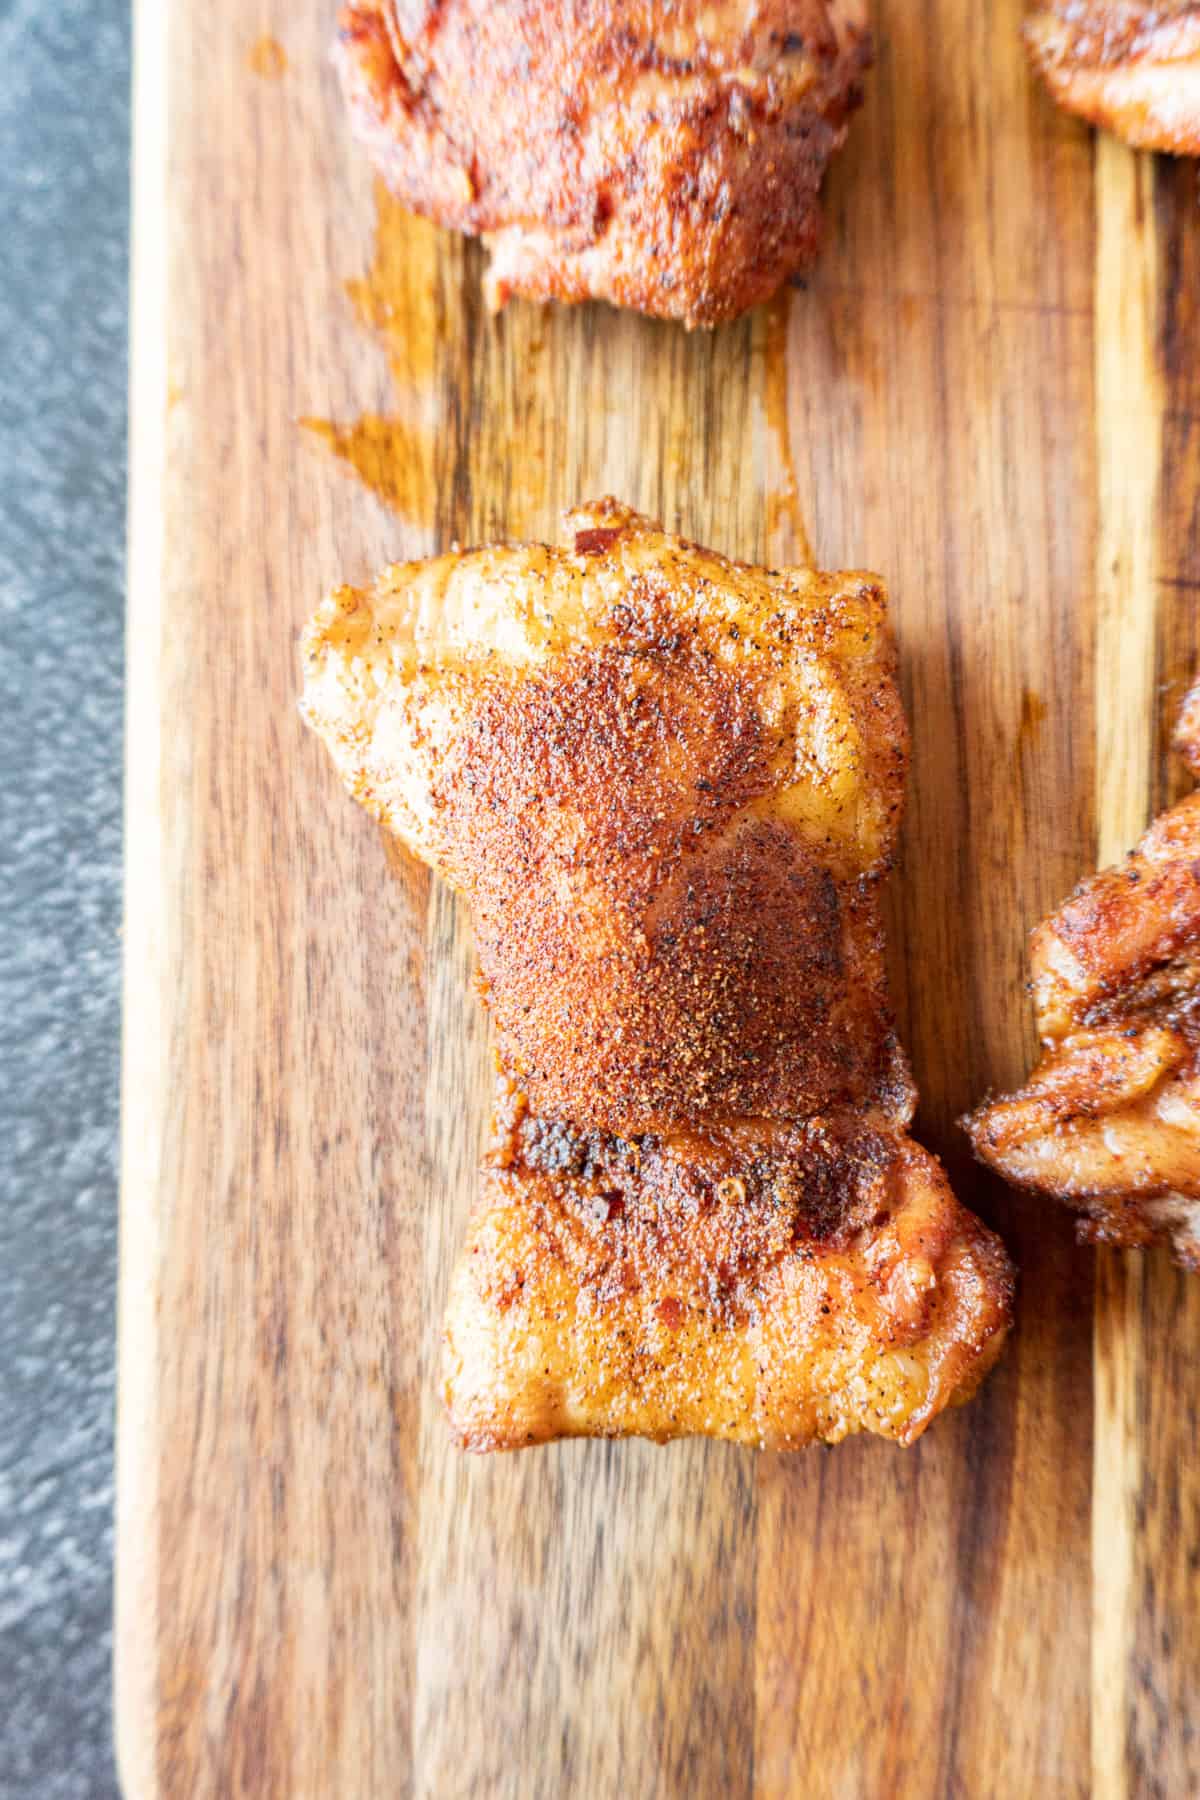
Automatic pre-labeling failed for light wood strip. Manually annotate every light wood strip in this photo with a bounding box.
[130,5,438,1790]
[1092,136,1161,871]
[1090,132,1164,1800]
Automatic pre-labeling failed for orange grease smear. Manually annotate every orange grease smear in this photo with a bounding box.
[301,181,441,523]
[344,180,440,389]
[1018,689,1048,753]
[763,295,813,567]
[299,415,431,517]
[247,36,288,79]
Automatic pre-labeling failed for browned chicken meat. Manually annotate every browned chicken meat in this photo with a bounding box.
[334,1,872,325]
[1026,2,1200,152]
[965,684,1200,1268]
[302,502,1013,1449]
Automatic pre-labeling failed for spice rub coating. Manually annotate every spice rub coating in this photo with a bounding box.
[1026,2,1200,151]
[304,500,910,1134]
[302,502,1013,1447]
[965,683,1200,1267]
[447,1085,1013,1449]
[334,0,871,325]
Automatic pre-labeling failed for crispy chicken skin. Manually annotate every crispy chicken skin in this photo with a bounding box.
[334,1,872,325]
[965,684,1200,1268]
[1026,2,1200,152]
[302,502,1013,1448]
[449,1095,1011,1449]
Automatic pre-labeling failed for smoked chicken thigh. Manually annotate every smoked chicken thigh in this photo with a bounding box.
[334,0,872,324]
[966,683,1200,1268]
[1026,2,1200,152]
[302,502,1013,1448]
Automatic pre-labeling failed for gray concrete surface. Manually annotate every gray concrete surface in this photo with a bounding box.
[0,3,129,1794]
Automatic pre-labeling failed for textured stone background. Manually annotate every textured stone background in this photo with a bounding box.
[0,2,128,1794]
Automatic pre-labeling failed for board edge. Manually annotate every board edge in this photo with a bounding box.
[114,0,169,1792]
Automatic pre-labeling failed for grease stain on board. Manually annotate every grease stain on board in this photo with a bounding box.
[762,294,813,567]
[302,179,795,559]
[247,35,288,79]
[1018,689,1048,753]
[301,181,441,527]
[298,414,434,520]
[344,182,442,392]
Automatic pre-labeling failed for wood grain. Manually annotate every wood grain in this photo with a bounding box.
[1091,134,1161,1800]
[1089,147,1200,1800]
[116,0,1199,1794]
[760,6,1097,1792]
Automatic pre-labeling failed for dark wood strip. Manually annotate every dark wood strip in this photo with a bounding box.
[758,3,1095,1791]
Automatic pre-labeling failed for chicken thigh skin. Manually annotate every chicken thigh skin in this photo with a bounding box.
[966,682,1200,1267]
[335,0,872,324]
[303,502,1013,1447]
[1026,2,1200,152]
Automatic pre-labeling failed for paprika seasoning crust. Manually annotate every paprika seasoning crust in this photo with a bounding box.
[1025,2,1200,152]
[965,680,1200,1268]
[334,0,872,325]
[302,501,1014,1448]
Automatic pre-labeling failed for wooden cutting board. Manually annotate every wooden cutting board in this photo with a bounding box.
[116,1,1200,1794]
